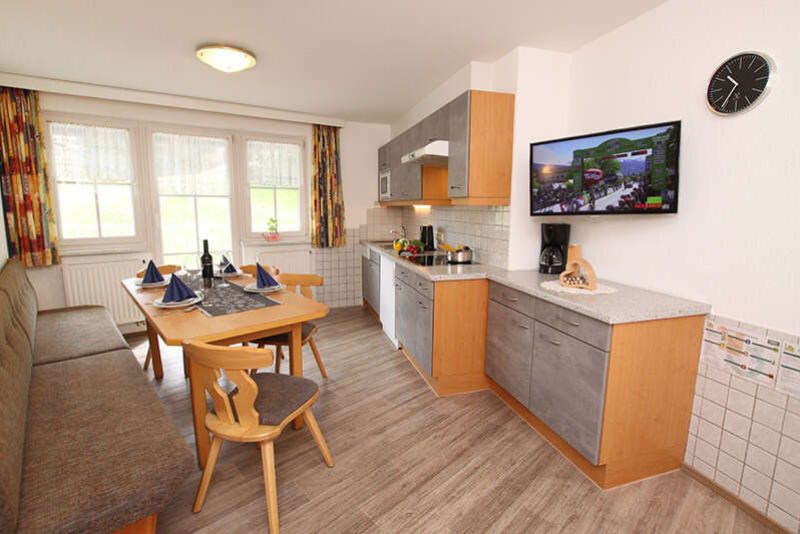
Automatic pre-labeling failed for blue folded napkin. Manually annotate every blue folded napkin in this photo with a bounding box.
[256,263,279,288]
[162,275,197,303]
[222,255,237,274]
[142,260,164,283]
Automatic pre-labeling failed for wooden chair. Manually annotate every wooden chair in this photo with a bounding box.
[240,263,281,278]
[136,264,181,373]
[184,341,334,534]
[251,274,328,378]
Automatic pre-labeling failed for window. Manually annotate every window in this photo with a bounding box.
[246,139,303,234]
[153,132,233,268]
[48,122,136,240]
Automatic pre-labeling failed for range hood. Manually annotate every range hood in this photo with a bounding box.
[401,140,449,167]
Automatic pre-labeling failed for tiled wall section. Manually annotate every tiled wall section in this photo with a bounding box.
[400,205,510,268]
[311,226,365,308]
[687,363,800,532]
[366,206,403,242]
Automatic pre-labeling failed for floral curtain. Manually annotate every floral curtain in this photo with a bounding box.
[0,87,59,266]
[311,124,346,247]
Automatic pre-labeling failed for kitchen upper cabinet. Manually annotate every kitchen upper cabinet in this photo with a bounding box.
[378,143,389,172]
[528,322,608,465]
[447,92,470,198]
[378,90,514,206]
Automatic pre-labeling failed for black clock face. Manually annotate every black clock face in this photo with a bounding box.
[707,53,771,114]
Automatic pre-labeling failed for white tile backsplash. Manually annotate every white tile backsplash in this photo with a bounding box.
[746,444,777,476]
[726,388,755,418]
[750,422,781,455]
[400,205,510,268]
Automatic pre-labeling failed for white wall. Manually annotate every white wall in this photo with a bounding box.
[561,0,799,334]
[339,121,391,227]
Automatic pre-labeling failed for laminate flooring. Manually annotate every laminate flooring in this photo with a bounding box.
[127,307,772,533]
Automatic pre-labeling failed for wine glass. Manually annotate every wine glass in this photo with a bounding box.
[217,250,234,288]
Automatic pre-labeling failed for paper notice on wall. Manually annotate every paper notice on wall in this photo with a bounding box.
[702,318,781,387]
[777,341,800,397]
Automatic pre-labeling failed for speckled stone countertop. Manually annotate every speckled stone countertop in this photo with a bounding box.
[363,241,711,325]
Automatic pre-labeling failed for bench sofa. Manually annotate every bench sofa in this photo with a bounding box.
[0,258,192,533]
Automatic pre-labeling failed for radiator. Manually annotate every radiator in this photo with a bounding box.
[62,255,145,325]
[245,245,313,273]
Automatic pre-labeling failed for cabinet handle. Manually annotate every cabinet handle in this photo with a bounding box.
[564,319,580,327]
[544,337,561,346]
[450,186,462,190]
[418,300,428,310]
[504,294,519,302]
[511,320,529,330]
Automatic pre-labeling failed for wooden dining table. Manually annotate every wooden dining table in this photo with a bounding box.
[121,273,329,469]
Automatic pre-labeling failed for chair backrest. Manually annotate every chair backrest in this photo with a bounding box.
[276,273,324,300]
[240,263,280,278]
[183,341,275,433]
[136,264,181,278]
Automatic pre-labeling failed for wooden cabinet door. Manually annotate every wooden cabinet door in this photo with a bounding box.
[485,300,534,403]
[414,295,434,375]
[528,322,609,465]
[447,91,470,198]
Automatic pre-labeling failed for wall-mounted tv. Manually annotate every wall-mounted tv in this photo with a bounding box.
[530,121,680,216]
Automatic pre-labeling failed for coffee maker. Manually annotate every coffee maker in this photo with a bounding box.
[539,223,570,274]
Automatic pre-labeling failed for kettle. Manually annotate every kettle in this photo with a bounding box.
[420,225,435,251]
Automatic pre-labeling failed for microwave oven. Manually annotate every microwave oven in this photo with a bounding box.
[379,170,391,200]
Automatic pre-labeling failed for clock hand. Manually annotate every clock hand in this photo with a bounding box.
[720,76,739,109]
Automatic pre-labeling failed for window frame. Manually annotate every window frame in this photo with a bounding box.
[146,122,241,266]
[43,112,147,255]
[235,132,309,243]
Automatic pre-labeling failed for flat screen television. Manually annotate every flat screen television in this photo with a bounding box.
[530,121,680,216]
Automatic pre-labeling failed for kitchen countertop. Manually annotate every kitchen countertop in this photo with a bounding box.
[362,241,711,325]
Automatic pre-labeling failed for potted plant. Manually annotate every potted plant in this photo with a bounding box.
[263,217,279,242]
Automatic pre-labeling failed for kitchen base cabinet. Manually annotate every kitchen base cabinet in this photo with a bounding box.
[362,253,380,321]
[396,277,490,397]
[484,282,705,489]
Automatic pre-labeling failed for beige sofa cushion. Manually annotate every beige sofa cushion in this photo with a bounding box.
[17,350,192,533]
[0,259,38,346]
[33,306,129,365]
[0,292,33,532]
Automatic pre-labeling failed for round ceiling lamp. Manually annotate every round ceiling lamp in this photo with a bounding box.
[196,44,257,73]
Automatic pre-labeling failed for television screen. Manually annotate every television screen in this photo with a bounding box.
[530,121,680,216]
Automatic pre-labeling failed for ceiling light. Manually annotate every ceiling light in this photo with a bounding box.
[196,45,256,73]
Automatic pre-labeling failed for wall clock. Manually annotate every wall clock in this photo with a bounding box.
[707,52,774,115]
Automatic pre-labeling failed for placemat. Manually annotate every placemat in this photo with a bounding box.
[180,271,281,317]
[539,280,618,295]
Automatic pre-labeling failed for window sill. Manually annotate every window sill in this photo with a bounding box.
[60,242,149,258]
[241,236,311,247]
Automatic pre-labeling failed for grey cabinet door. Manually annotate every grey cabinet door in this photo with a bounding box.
[447,91,470,198]
[528,322,609,465]
[378,143,389,171]
[485,301,534,402]
[361,256,369,304]
[414,296,434,375]
[369,260,381,312]
[387,138,403,200]
[394,279,416,354]
[419,106,449,143]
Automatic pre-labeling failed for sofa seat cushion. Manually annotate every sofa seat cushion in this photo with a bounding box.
[17,350,192,533]
[33,306,130,365]
[0,258,38,347]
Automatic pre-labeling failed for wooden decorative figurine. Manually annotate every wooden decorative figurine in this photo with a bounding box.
[559,244,597,290]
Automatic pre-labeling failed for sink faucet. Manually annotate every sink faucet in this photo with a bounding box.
[391,225,407,240]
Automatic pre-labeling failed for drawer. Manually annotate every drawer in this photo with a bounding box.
[395,264,414,286]
[369,248,381,264]
[485,300,534,403]
[528,322,609,465]
[410,272,434,300]
[535,299,611,351]
[489,282,536,318]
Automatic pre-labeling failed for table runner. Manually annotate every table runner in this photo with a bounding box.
[180,271,281,317]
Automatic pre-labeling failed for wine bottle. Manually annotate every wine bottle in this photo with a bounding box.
[201,239,213,288]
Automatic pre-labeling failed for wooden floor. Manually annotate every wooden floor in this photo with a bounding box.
[128,307,771,534]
